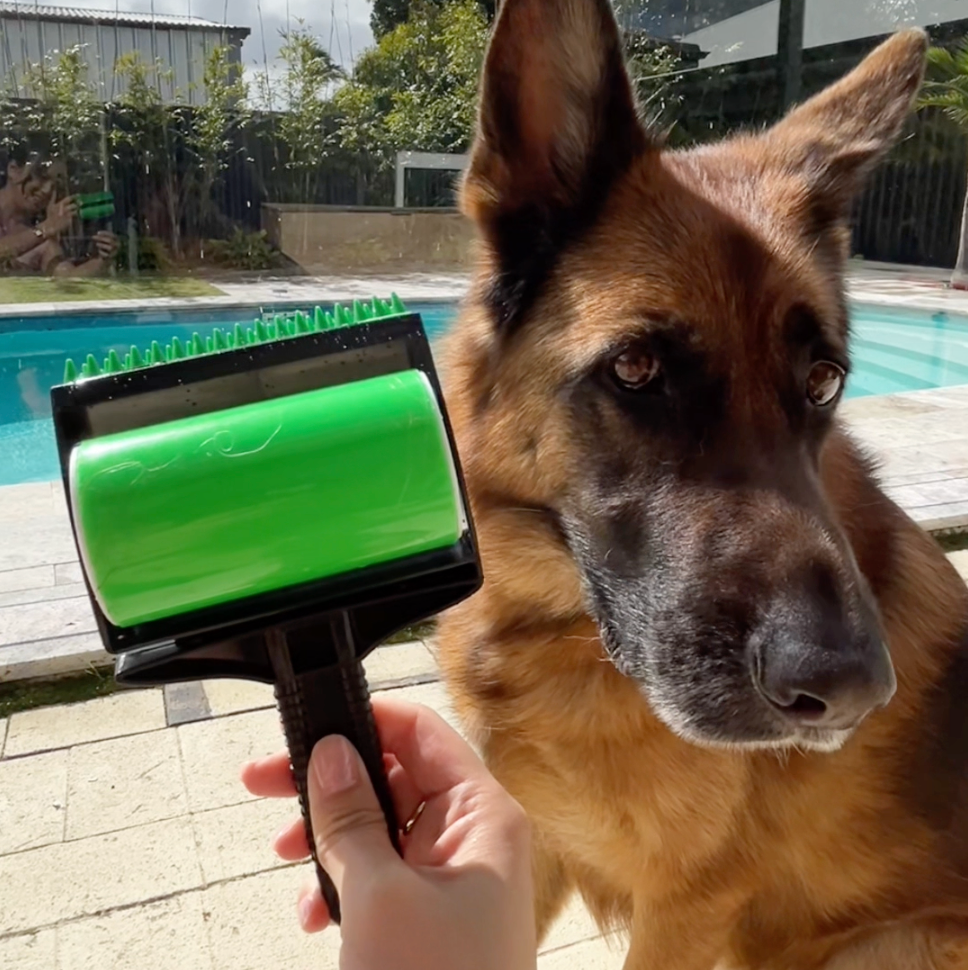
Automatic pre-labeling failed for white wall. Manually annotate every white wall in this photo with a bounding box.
[683,0,968,68]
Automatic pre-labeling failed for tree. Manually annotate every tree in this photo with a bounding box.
[188,45,250,235]
[918,37,968,289]
[371,0,494,39]
[254,24,345,203]
[110,52,186,255]
[0,45,103,183]
[337,0,488,193]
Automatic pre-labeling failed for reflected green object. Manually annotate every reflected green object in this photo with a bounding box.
[69,369,461,627]
[77,192,115,221]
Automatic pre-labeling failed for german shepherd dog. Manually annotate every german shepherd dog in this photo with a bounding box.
[435,1,968,966]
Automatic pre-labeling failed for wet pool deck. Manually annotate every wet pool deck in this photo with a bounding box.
[0,265,967,968]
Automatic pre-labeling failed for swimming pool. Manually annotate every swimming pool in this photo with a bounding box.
[1,300,966,487]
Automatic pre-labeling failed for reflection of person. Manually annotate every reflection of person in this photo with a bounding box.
[241,696,537,970]
[0,154,118,276]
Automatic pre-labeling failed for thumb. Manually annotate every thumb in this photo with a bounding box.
[307,735,399,898]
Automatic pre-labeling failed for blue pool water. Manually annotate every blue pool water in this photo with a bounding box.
[0,300,966,487]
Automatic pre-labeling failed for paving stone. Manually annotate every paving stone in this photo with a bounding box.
[164,682,212,726]
[0,483,54,521]
[949,550,968,583]
[66,729,188,840]
[0,632,110,682]
[204,868,341,970]
[0,596,96,647]
[0,513,77,572]
[54,562,84,586]
[0,565,54,594]
[0,582,87,609]
[202,678,275,717]
[0,930,57,970]
[0,816,201,934]
[540,896,604,954]
[0,748,68,855]
[4,689,166,757]
[538,936,628,969]
[56,892,215,970]
[178,708,285,812]
[192,798,296,883]
[386,679,462,734]
[364,640,439,687]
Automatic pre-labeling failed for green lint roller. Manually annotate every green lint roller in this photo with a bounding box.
[50,297,482,923]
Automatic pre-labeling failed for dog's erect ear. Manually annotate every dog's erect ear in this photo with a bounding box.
[763,28,928,229]
[462,0,649,331]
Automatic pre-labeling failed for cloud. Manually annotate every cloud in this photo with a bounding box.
[51,0,374,70]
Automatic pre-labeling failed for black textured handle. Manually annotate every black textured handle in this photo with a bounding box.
[267,616,400,924]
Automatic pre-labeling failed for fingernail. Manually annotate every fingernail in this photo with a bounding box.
[312,736,359,795]
[298,894,314,929]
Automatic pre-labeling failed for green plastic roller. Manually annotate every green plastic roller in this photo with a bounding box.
[50,297,482,923]
[76,191,115,221]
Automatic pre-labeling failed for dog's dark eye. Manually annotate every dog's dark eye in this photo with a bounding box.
[806,361,845,406]
[611,348,660,390]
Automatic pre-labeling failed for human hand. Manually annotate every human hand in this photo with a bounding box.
[241,696,537,970]
[92,230,118,260]
[39,196,77,237]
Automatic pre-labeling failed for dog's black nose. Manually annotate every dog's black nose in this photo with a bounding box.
[753,593,896,730]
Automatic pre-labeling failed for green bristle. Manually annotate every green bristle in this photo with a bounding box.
[58,296,410,384]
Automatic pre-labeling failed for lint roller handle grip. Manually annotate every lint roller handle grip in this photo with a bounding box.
[268,623,400,925]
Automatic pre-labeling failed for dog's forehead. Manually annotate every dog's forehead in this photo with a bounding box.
[546,152,849,376]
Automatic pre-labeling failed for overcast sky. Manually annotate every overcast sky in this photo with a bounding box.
[66,0,375,72]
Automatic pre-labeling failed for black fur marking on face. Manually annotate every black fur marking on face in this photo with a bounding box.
[484,57,650,334]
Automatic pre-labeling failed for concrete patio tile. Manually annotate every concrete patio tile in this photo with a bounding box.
[0,929,57,970]
[0,748,68,855]
[204,868,341,970]
[364,640,438,686]
[0,816,201,934]
[54,562,83,586]
[0,565,54,594]
[0,632,110,682]
[66,729,187,840]
[540,896,604,954]
[538,936,628,969]
[0,582,87,609]
[388,679,461,732]
[56,893,215,970]
[178,708,285,812]
[202,678,275,717]
[4,689,166,757]
[0,483,53,521]
[950,550,968,583]
[0,595,96,646]
[0,514,77,572]
[192,798,295,883]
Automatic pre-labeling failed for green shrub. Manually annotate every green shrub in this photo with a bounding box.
[207,228,282,271]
